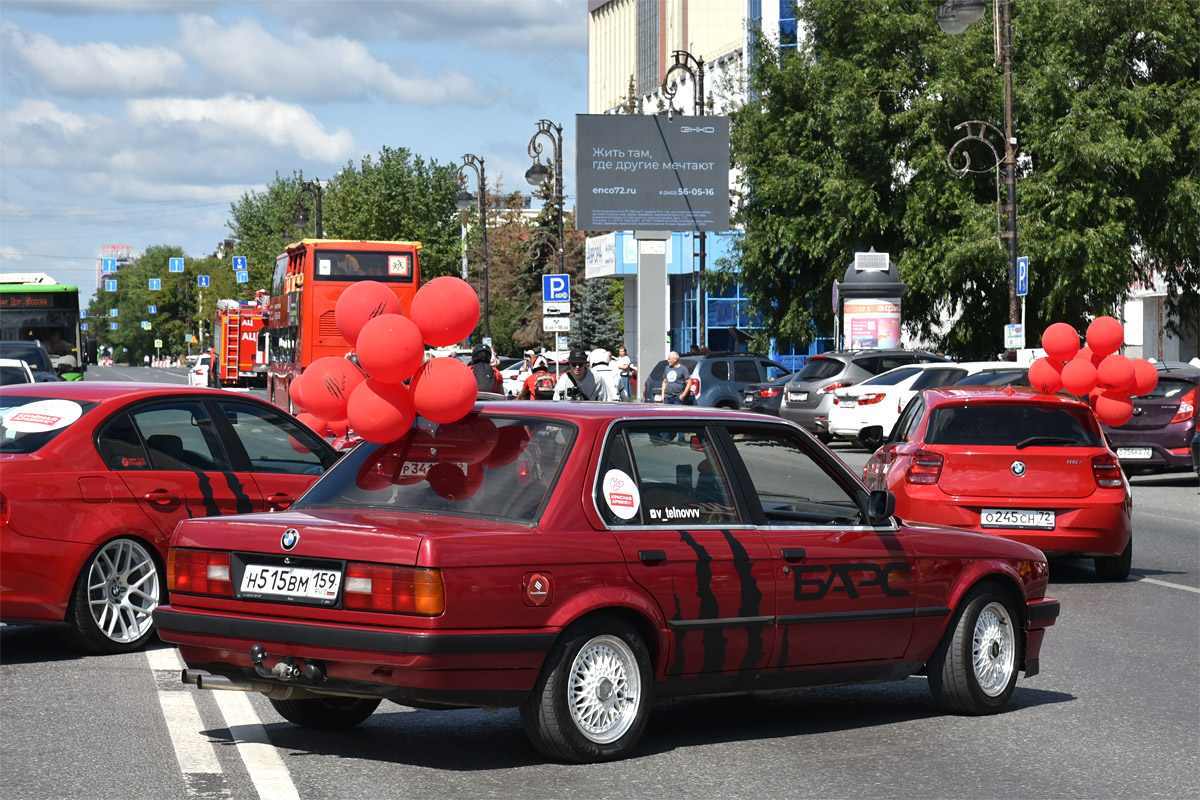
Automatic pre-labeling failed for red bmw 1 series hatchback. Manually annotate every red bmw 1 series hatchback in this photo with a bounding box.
[0,382,338,653]
[154,402,1058,762]
[863,386,1132,580]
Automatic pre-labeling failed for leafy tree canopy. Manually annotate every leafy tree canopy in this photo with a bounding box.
[731,0,1198,358]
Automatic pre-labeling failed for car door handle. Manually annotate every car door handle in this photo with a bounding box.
[266,493,294,510]
[781,548,807,562]
[639,550,667,565]
[142,490,180,504]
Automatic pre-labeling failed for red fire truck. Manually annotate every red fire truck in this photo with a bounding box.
[211,292,268,388]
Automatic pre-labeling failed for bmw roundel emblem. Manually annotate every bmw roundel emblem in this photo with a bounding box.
[1010,460,1026,477]
[281,528,300,551]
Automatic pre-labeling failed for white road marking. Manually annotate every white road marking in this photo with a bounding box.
[1139,577,1200,594]
[146,648,225,793]
[212,690,301,800]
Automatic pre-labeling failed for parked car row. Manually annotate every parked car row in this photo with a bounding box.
[642,351,792,407]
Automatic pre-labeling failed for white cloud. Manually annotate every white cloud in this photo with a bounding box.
[175,15,487,106]
[1,23,188,96]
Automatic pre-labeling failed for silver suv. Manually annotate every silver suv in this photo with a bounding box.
[779,349,948,441]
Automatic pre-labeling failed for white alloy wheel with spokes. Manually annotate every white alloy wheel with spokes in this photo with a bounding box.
[68,537,161,653]
[567,634,642,744]
[971,601,1016,697]
[928,583,1021,714]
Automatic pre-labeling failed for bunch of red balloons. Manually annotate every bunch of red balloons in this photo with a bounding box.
[290,276,482,443]
[1029,316,1158,427]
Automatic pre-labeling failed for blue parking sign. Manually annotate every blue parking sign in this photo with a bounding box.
[542,274,570,302]
[198,275,210,287]
[232,256,247,270]
[169,257,185,273]
[1016,256,1029,297]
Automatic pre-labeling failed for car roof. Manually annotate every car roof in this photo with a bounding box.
[0,381,237,403]
[474,398,777,423]
[920,385,1090,410]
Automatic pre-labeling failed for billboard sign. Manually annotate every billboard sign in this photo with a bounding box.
[843,299,902,350]
[575,114,730,232]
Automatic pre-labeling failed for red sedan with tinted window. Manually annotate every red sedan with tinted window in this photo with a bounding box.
[154,402,1058,763]
[863,386,1132,580]
[0,382,338,653]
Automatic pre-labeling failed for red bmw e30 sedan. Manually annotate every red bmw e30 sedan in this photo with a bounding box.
[153,401,1059,763]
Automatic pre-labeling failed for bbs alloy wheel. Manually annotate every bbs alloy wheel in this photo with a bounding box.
[68,537,161,654]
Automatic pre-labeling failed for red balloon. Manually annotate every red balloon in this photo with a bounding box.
[335,281,402,347]
[434,417,499,466]
[483,425,532,468]
[1096,354,1134,392]
[295,411,327,434]
[1086,316,1124,357]
[427,462,483,502]
[1028,357,1064,394]
[303,357,366,422]
[1094,390,1134,427]
[1061,359,1098,396]
[411,356,478,424]
[288,372,308,412]
[1129,359,1158,396]
[346,378,415,444]
[326,418,349,437]
[355,313,424,384]
[356,449,400,491]
[1040,322,1080,361]
[409,276,481,347]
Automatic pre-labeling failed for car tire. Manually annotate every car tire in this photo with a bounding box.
[269,697,382,729]
[928,583,1020,715]
[816,432,834,444]
[856,427,884,451]
[1094,537,1132,581]
[520,617,652,763]
[64,537,162,655]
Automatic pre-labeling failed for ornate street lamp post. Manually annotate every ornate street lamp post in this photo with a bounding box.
[940,0,1021,326]
[456,153,490,341]
[662,49,710,350]
[527,119,572,344]
[293,178,324,239]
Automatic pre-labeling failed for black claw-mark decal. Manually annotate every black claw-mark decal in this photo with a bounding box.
[193,470,220,517]
[669,577,687,676]
[679,531,725,673]
[776,626,790,668]
[721,530,765,671]
[222,472,254,514]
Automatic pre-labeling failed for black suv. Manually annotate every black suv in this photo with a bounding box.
[779,348,949,440]
[642,352,792,408]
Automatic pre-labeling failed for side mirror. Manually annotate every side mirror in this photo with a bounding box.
[867,490,896,523]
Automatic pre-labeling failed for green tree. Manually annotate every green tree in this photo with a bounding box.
[731,0,1198,358]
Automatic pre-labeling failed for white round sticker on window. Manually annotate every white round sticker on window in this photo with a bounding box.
[2,399,84,433]
[602,469,640,520]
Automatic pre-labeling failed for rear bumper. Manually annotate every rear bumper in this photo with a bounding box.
[153,606,554,707]
[1107,423,1197,469]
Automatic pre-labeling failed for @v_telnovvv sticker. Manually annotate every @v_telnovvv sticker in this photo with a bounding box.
[2,399,84,433]
[602,468,640,520]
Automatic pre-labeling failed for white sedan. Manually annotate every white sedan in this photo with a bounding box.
[186,353,211,386]
[828,361,1020,450]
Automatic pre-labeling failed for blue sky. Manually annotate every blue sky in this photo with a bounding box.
[0,0,588,306]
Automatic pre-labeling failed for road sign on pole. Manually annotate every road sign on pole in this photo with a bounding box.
[198,275,210,287]
[169,258,185,273]
[542,274,570,303]
[1004,323,1025,349]
[543,316,571,332]
[232,256,247,271]
[1016,256,1029,297]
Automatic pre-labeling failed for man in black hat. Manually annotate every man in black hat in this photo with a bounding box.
[553,348,615,401]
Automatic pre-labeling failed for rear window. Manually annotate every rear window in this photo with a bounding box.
[954,369,1029,387]
[0,343,53,373]
[926,403,1103,447]
[0,396,100,454]
[1142,377,1196,401]
[798,357,846,381]
[295,415,575,523]
[860,367,922,387]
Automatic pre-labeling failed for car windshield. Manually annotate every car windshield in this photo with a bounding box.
[860,366,922,386]
[926,403,1103,447]
[797,357,845,381]
[0,396,101,453]
[295,414,575,523]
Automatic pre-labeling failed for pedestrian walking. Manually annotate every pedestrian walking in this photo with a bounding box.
[659,351,690,404]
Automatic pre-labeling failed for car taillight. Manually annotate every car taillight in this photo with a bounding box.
[760,387,782,398]
[1091,453,1124,488]
[343,563,444,616]
[818,381,853,395]
[1170,387,1197,423]
[905,450,944,484]
[856,393,886,405]
[168,549,233,596]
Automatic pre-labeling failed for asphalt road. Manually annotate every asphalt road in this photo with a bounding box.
[2,367,1197,799]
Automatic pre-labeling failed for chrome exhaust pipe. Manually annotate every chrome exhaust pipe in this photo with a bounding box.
[181,669,317,700]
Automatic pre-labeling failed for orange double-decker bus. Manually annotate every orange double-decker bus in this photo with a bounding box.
[265,239,421,411]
